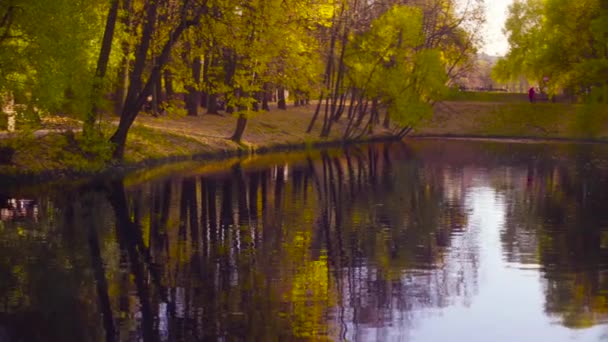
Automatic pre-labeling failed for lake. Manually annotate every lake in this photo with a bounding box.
[1,139,607,341]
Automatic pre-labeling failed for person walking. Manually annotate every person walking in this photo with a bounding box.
[528,87,536,103]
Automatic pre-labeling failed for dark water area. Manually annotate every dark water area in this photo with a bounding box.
[1,139,608,341]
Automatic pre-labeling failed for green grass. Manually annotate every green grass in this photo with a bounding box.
[418,101,608,140]
[0,123,210,175]
[481,103,573,136]
[0,132,108,174]
[568,104,608,139]
[4,100,608,177]
[124,124,203,161]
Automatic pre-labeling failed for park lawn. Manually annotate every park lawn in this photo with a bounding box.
[2,100,608,177]
[0,105,387,176]
[131,105,369,149]
[416,101,608,140]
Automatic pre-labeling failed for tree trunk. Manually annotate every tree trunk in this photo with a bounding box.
[151,82,159,116]
[122,0,159,110]
[261,83,271,111]
[223,49,236,114]
[231,114,248,142]
[383,109,390,128]
[200,54,210,108]
[115,0,133,116]
[110,1,208,160]
[306,94,324,133]
[252,92,260,112]
[163,69,174,99]
[84,0,119,138]
[200,91,208,109]
[186,56,202,116]
[307,13,339,134]
[277,86,286,109]
[322,27,349,137]
[115,63,129,115]
[152,67,162,116]
[207,93,219,114]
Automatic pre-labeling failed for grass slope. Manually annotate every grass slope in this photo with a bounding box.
[417,101,608,140]
[0,106,390,176]
[2,98,608,177]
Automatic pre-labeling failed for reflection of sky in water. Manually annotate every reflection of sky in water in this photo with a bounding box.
[419,182,605,341]
[343,172,606,341]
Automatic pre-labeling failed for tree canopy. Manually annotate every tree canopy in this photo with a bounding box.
[493,0,608,100]
[0,0,482,161]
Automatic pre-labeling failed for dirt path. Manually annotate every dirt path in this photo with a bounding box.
[0,129,83,139]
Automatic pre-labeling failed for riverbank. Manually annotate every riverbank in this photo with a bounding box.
[0,105,394,180]
[1,100,607,179]
[415,101,608,139]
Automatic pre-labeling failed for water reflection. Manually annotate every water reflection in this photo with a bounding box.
[499,147,608,329]
[0,197,38,221]
[0,141,607,340]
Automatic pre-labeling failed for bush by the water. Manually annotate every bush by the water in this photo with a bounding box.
[0,146,15,164]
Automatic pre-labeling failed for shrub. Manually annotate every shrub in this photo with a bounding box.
[0,145,15,164]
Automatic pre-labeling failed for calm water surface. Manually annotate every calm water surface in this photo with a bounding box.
[1,140,608,341]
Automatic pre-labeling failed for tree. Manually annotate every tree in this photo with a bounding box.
[193,0,329,143]
[83,0,120,139]
[494,0,608,99]
[0,0,106,124]
[109,0,209,160]
[306,0,481,139]
[1,0,481,162]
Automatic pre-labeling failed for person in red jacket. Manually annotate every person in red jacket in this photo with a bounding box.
[528,87,536,103]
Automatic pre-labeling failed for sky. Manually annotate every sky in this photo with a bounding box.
[481,0,514,56]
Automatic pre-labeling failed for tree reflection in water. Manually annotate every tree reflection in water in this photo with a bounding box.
[0,141,607,340]
[500,144,608,329]
[97,143,477,340]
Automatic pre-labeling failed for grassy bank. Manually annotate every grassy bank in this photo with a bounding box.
[0,106,393,178]
[1,99,607,178]
[415,101,608,140]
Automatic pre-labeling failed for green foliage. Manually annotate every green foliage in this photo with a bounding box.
[161,99,188,118]
[78,132,114,163]
[194,0,326,115]
[0,0,105,118]
[495,0,608,100]
[344,5,448,127]
[13,105,41,131]
[0,0,482,166]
